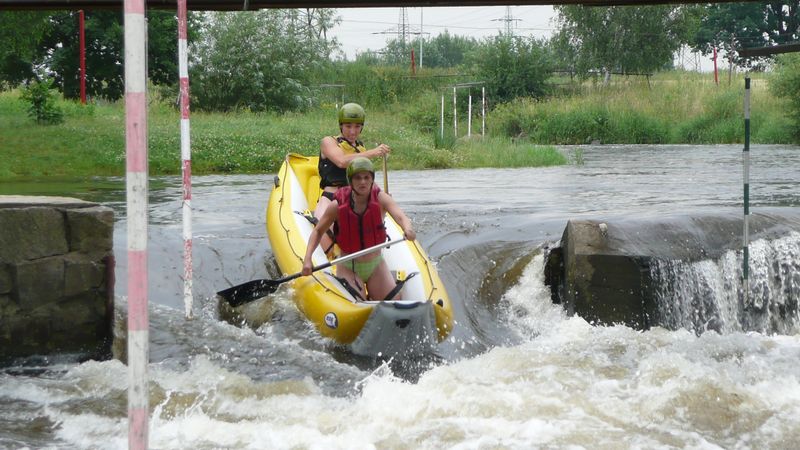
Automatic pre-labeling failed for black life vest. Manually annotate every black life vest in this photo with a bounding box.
[319,136,366,188]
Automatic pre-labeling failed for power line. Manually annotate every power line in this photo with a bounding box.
[491,6,521,35]
[345,18,553,33]
[372,8,428,49]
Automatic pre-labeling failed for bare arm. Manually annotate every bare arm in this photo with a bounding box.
[379,191,415,241]
[302,202,338,276]
[320,136,391,168]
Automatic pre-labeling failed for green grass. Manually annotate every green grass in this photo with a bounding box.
[0,91,562,180]
[492,71,795,145]
[2,69,796,181]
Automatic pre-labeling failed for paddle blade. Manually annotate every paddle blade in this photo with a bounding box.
[217,279,281,307]
[216,239,402,307]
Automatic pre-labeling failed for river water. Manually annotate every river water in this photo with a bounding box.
[1,145,799,449]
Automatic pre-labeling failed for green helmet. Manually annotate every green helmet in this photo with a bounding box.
[346,157,375,185]
[338,103,366,125]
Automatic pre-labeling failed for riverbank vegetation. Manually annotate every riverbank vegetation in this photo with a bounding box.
[493,70,794,145]
[0,90,567,179]
[1,5,798,180]
[0,67,794,180]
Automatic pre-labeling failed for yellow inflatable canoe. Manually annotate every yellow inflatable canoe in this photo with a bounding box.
[266,153,454,356]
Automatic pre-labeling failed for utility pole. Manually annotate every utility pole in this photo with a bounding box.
[419,8,423,68]
[374,8,409,54]
[492,6,520,35]
[400,7,409,48]
[373,7,428,66]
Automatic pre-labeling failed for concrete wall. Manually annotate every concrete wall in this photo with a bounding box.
[546,209,800,330]
[0,196,114,364]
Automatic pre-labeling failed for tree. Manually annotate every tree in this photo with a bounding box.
[190,10,336,112]
[375,31,479,68]
[770,53,800,141]
[0,11,50,87]
[1,10,197,99]
[301,8,340,54]
[41,11,125,100]
[419,31,479,68]
[378,38,418,67]
[690,2,800,68]
[553,5,692,81]
[468,34,553,103]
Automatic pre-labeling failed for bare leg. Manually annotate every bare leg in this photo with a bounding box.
[366,259,400,300]
[313,195,334,253]
[335,263,366,300]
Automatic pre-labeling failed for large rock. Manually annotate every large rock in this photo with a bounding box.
[547,208,800,330]
[0,196,114,364]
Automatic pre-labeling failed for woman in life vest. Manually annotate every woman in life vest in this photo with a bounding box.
[314,103,391,252]
[302,157,415,301]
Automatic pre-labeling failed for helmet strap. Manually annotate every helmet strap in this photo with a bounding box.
[348,184,371,214]
[338,134,363,150]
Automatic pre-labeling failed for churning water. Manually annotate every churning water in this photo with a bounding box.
[1,145,799,449]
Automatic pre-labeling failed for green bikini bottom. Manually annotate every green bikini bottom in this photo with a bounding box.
[342,255,384,281]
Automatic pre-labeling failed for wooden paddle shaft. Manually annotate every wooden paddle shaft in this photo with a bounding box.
[383,155,388,193]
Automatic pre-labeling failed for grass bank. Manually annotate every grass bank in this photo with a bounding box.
[3,69,796,181]
[0,91,565,180]
[492,71,795,145]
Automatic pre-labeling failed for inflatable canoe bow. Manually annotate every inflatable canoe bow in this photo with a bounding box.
[266,153,454,356]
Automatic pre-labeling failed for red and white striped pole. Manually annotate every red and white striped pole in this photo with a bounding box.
[178,0,193,319]
[124,0,149,448]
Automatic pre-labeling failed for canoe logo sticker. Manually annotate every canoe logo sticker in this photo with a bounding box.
[324,312,339,329]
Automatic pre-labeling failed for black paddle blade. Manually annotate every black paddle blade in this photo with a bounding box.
[216,279,281,307]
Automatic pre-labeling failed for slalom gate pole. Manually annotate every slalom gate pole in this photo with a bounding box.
[178,0,193,319]
[440,94,444,139]
[467,93,472,137]
[124,0,149,448]
[453,86,457,137]
[742,77,751,304]
[481,86,486,137]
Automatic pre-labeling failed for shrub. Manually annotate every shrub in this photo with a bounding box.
[769,54,800,142]
[468,35,553,104]
[20,78,64,125]
[673,91,741,143]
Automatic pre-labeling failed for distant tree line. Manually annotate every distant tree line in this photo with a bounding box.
[1,3,798,112]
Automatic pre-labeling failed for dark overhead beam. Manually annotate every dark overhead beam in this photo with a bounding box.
[0,0,762,11]
[738,43,800,58]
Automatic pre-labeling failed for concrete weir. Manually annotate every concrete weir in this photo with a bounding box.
[545,208,800,332]
[0,196,114,364]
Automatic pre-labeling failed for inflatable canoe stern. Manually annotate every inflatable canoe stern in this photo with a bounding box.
[350,301,438,357]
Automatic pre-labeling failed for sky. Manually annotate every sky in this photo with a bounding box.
[332,6,557,60]
[330,6,715,72]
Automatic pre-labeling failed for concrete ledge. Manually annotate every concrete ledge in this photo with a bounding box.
[0,195,114,364]
[546,208,800,330]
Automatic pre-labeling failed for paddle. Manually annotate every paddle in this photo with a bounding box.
[383,154,389,193]
[217,237,406,307]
